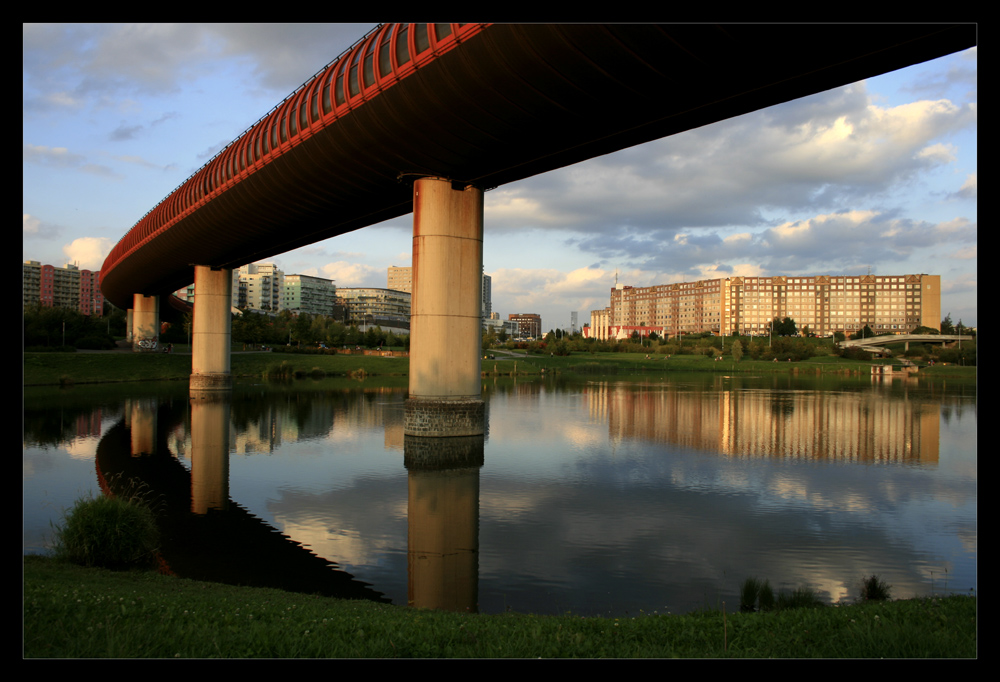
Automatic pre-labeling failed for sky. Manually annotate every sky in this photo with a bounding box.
[23,24,978,330]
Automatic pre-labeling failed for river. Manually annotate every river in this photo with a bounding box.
[23,372,977,617]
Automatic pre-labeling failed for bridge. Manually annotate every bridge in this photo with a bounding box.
[99,23,976,435]
[840,334,975,355]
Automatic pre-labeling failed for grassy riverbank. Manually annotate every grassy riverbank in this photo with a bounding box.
[22,349,976,386]
[23,556,976,658]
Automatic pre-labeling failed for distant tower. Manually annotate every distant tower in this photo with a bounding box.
[570,311,578,334]
[482,271,492,321]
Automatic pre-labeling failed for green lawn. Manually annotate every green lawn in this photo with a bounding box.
[23,556,976,658]
[23,348,975,387]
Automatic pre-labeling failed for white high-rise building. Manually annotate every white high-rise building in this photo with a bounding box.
[234,262,284,313]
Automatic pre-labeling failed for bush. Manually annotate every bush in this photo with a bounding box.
[75,335,115,350]
[859,574,892,602]
[52,487,160,570]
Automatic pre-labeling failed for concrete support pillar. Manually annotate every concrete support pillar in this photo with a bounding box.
[405,177,485,437]
[131,294,159,352]
[190,265,233,392]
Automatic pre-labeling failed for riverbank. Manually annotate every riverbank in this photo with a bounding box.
[23,556,976,658]
[22,349,976,386]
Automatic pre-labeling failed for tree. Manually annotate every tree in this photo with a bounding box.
[941,314,955,335]
[773,317,798,336]
[731,338,743,362]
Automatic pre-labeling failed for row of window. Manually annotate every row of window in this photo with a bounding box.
[105,23,487,280]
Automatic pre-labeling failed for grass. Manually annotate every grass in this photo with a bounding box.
[23,556,976,658]
[739,577,824,614]
[50,479,160,571]
[23,348,976,387]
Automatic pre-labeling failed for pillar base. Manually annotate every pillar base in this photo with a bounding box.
[404,434,485,469]
[404,398,484,437]
[190,373,232,393]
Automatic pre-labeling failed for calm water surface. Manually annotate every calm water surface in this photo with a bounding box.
[23,373,977,616]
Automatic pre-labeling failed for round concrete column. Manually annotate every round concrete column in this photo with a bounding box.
[131,294,159,352]
[190,265,233,392]
[405,177,484,436]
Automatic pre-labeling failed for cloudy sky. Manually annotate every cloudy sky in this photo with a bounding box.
[23,24,978,329]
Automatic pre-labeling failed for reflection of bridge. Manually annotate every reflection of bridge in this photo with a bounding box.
[100,23,976,434]
[96,410,389,602]
[840,334,974,355]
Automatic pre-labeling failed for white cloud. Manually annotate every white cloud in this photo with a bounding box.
[62,237,113,269]
[320,261,380,287]
[23,214,41,234]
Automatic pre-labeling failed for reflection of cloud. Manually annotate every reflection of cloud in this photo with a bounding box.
[271,499,407,567]
[63,436,100,460]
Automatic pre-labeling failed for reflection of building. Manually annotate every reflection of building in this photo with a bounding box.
[508,313,542,339]
[337,287,411,331]
[589,274,942,339]
[592,381,939,463]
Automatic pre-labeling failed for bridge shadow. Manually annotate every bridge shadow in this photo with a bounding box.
[95,403,389,603]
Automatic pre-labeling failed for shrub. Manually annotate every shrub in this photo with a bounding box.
[859,574,892,602]
[52,486,160,570]
[74,335,115,350]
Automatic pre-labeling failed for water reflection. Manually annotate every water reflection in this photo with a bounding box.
[589,378,940,463]
[23,374,976,616]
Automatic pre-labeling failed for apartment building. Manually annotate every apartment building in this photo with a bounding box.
[283,274,338,316]
[590,274,941,339]
[23,260,104,315]
[234,262,283,312]
[388,265,492,322]
[337,287,411,330]
[387,265,412,293]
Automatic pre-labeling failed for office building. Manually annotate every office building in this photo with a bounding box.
[508,313,542,339]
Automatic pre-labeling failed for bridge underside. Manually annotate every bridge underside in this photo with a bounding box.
[100,24,975,309]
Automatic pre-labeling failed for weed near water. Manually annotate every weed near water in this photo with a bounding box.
[50,477,160,571]
[739,576,826,613]
[859,574,893,602]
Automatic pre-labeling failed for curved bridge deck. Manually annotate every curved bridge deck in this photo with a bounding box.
[99,23,975,309]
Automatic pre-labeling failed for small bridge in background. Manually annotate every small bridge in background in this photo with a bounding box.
[840,334,974,355]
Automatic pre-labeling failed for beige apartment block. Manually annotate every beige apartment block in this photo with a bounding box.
[591,274,941,339]
[387,265,413,294]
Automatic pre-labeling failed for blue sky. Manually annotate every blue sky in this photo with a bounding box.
[23,24,977,330]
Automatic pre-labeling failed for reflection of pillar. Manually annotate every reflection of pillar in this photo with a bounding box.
[127,399,156,455]
[189,393,230,514]
[190,266,233,392]
[131,294,159,352]
[405,177,484,436]
[405,435,484,612]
